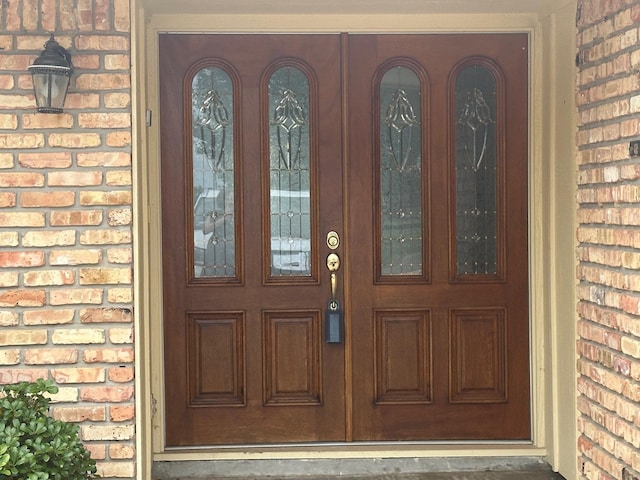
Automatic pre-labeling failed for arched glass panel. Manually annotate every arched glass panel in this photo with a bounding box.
[192,67,236,278]
[268,66,312,277]
[455,64,497,275]
[379,66,423,276]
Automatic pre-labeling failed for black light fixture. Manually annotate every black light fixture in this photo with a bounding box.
[28,34,73,114]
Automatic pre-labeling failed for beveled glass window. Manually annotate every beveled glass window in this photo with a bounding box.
[268,66,312,277]
[192,67,236,278]
[454,64,497,276]
[379,66,423,276]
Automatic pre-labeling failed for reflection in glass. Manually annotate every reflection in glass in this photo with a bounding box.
[269,66,311,277]
[455,64,497,275]
[192,67,236,278]
[380,66,423,276]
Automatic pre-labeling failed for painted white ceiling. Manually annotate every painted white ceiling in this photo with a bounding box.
[142,0,565,16]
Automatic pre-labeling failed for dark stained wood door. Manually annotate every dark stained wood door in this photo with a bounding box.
[348,34,530,440]
[160,34,346,446]
[160,33,530,446]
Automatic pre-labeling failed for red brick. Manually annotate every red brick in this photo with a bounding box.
[24,348,78,365]
[0,212,44,227]
[80,307,132,323]
[0,172,44,187]
[0,271,18,287]
[52,367,105,384]
[75,35,129,51]
[109,443,134,459]
[107,208,133,227]
[0,192,16,207]
[95,462,135,479]
[108,366,134,382]
[80,386,134,403]
[21,320,62,344]
[23,270,75,286]
[51,328,106,345]
[78,112,131,128]
[50,210,103,226]
[79,191,132,206]
[0,369,48,385]
[21,191,75,208]
[79,267,132,285]
[77,151,130,167]
[105,131,131,147]
[106,248,132,264]
[0,132,44,147]
[0,310,20,327]
[48,133,101,148]
[109,404,135,422]
[0,251,45,267]
[85,444,107,461]
[22,113,74,129]
[49,288,104,306]
[48,171,103,187]
[64,93,101,109]
[82,347,134,363]
[18,152,72,169]
[22,230,76,247]
[50,248,102,265]
[0,329,47,346]
[80,229,132,245]
[0,289,46,307]
[75,73,130,90]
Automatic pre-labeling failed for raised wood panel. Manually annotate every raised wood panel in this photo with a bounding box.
[263,310,322,405]
[374,310,432,404]
[188,312,245,406]
[450,308,506,403]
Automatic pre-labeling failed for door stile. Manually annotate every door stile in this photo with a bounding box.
[340,32,354,442]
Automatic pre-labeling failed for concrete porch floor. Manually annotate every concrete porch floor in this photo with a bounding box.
[152,457,567,480]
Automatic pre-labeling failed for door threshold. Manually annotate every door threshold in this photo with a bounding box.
[155,442,545,460]
[152,454,554,480]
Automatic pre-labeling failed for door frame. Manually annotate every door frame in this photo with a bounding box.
[131,2,578,479]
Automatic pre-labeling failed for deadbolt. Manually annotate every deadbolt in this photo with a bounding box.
[326,231,340,250]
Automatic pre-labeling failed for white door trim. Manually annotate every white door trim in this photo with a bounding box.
[131,3,577,479]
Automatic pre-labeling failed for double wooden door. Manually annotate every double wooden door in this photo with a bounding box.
[160,33,529,447]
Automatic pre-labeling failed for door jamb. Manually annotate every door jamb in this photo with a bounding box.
[131,5,577,480]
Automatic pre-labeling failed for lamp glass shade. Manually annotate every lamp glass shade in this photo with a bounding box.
[30,66,71,114]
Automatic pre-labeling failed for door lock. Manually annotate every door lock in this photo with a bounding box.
[326,252,340,272]
[326,231,340,250]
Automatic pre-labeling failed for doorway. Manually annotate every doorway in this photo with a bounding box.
[159,33,529,447]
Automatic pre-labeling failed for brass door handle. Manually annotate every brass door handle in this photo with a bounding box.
[325,251,342,344]
[327,253,340,299]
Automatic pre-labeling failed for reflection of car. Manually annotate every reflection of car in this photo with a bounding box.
[193,188,313,277]
[193,189,220,274]
[269,189,311,276]
[271,237,311,275]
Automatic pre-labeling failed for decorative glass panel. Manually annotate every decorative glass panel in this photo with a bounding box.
[268,67,311,277]
[455,65,497,275]
[192,67,236,278]
[379,66,423,276]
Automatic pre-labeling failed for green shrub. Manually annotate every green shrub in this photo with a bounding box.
[0,378,98,480]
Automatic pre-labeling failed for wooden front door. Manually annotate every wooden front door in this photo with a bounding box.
[160,33,530,447]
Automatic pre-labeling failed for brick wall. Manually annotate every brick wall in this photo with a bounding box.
[576,1,640,479]
[0,1,134,479]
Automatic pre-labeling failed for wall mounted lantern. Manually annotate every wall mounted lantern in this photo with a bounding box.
[28,34,73,114]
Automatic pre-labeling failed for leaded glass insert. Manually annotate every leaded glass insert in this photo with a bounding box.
[455,64,497,275]
[379,66,423,276]
[192,67,236,278]
[268,66,312,277]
